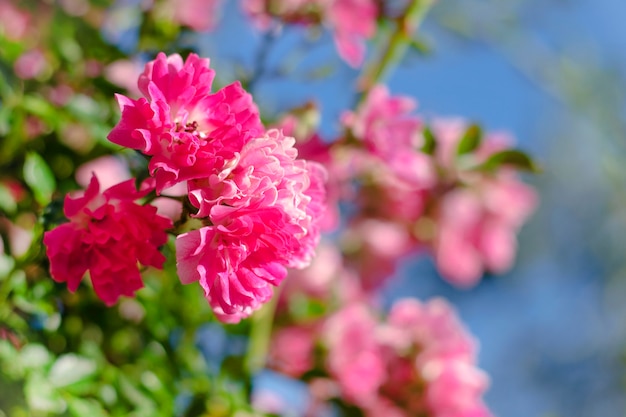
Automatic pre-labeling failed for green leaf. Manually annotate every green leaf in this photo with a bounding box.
[457,124,482,155]
[67,94,105,122]
[0,182,17,214]
[23,152,56,206]
[25,372,66,413]
[475,149,540,173]
[19,343,53,373]
[20,95,57,125]
[421,126,437,155]
[118,374,156,411]
[67,397,108,417]
[48,354,97,388]
[409,37,431,55]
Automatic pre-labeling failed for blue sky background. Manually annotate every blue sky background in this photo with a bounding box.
[191,1,626,416]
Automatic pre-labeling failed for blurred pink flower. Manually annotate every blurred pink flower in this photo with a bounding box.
[104,59,144,97]
[327,0,378,67]
[169,0,223,31]
[343,218,414,291]
[274,111,342,231]
[76,155,131,190]
[269,326,316,377]
[0,217,33,258]
[281,241,342,299]
[323,303,386,407]
[343,84,434,186]
[43,176,172,305]
[382,298,493,417]
[240,0,377,67]
[0,0,30,41]
[426,118,538,286]
[14,49,48,80]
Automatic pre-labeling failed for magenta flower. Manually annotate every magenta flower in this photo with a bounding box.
[107,53,327,322]
[108,52,264,192]
[175,220,289,323]
[178,129,327,322]
[43,176,172,305]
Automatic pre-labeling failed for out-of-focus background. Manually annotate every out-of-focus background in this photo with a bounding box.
[197,1,626,415]
[2,0,625,416]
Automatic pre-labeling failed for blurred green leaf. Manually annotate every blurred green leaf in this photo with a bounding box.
[118,374,157,411]
[408,37,431,55]
[67,94,106,122]
[67,397,108,417]
[49,354,97,388]
[421,126,437,155]
[457,124,482,155]
[0,182,17,214]
[24,372,65,413]
[19,344,53,373]
[20,95,57,126]
[475,149,540,173]
[23,152,56,206]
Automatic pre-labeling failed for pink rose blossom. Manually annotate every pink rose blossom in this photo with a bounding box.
[176,221,289,323]
[177,129,327,322]
[108,52,263,192]
[108,53,327,323]
[187,129,326,265]
[43,176,172,305]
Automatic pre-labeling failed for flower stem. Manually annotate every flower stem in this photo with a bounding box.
[244,287,281,376]
[358,0,436,95]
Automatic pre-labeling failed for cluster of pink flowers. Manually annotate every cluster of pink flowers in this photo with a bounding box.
[428,119,538,286]
[241,0,378,67]
[43,176,172,305]
[334,85,538,289]
[103,52,324,322]
[44,53,326,322]
[267,298,492,417]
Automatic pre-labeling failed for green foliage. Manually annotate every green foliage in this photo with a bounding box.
[457,124,482,156]
[474,149,540,173]
[421,125,437,155]
[23,153,56,206]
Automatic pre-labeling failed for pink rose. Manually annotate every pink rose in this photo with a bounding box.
[43,176,172,305]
